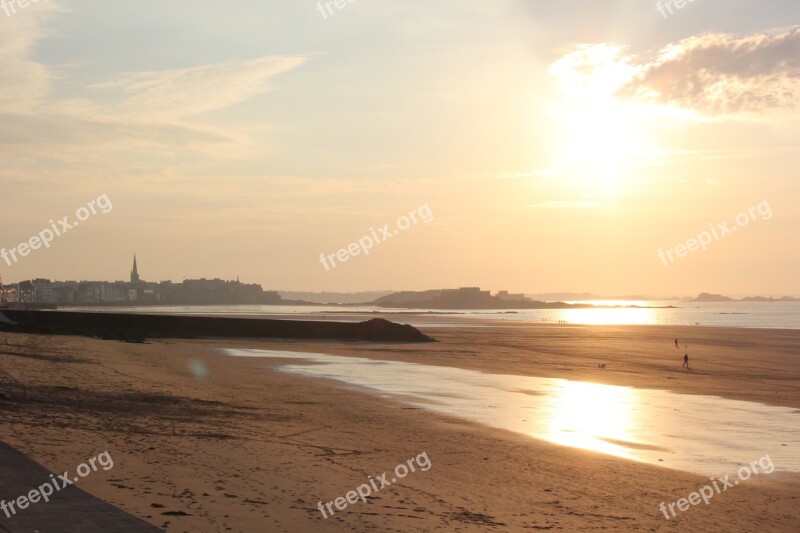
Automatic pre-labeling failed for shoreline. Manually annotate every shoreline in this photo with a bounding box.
[213,323,800,410]
[0,323,798,531]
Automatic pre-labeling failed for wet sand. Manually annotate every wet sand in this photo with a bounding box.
[0,323,798,531]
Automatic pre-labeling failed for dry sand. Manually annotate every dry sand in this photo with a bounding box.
[0,323,798,532]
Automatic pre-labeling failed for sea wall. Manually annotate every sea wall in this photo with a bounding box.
[0,311,434,343]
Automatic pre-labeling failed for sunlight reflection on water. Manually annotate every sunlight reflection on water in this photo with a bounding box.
[225,349,800,476]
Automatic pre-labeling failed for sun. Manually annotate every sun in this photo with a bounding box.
[549,100,652,194]
[543,45,662,196]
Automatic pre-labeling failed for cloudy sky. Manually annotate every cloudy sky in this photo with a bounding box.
[1,0,798,296]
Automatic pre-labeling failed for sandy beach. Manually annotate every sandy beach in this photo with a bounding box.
[0,323,798,532]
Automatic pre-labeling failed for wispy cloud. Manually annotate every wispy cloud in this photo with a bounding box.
[0,2,308,196]
[0,1,64,113]
[89,56,307,120]
[0,1,306,144]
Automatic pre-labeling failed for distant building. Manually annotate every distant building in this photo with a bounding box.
[130,254,140,284]
[32,279,57,303]
[99,283,129,302]
[53,284,75,304]
[17,280,35,302]
[496,290,526,301]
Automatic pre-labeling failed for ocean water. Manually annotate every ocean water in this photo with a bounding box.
[225,349,800,477]
[65,301,800,329]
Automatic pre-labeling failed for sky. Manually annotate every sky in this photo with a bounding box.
[1,0,798,296]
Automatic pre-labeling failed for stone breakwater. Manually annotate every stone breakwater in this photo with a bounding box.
[0,311,435,343]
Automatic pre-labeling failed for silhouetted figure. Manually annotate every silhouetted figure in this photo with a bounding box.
[683,354,689,369]
[675,338,679,348]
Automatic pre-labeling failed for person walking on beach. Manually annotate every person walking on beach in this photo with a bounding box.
[675,338,679,349]
[683,354,690,369]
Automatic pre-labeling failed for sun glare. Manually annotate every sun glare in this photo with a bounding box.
[541,380,639,459]
[544,45,663,196]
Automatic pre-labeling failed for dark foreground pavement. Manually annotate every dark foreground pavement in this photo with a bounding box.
[0,442,160,532]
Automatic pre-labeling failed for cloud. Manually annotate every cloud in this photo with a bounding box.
[0,55,308,149]
[551,27,800,116]
[89,56,307,120]
[620,26,800,114]
[0,2,306,154]
[0,0,64,112]
[0,112,229,145]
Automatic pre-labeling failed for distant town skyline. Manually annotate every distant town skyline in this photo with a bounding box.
[1,253,797,301]
[0,254,283,306]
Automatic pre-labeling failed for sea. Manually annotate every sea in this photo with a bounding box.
[63,300,800,329]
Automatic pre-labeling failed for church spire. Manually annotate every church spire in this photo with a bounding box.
[131,254,140,284]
